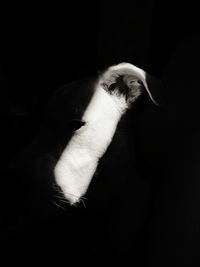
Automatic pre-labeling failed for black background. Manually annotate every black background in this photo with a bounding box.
[1,1,200,266]
[0,0,199,166]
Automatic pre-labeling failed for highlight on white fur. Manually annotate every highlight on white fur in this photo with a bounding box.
[54,62,157,205]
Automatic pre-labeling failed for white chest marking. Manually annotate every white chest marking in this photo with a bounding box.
[54,85,126,204]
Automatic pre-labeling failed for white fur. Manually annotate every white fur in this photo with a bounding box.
[54,85,123,204]
[54,63,155,205]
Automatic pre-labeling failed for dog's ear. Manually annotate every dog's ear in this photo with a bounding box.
[100,63,162,106]
[143,72,164,106]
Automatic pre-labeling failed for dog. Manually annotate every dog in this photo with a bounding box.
[1,62,161,263]
[2,62,159,208]
[51,63,159,205]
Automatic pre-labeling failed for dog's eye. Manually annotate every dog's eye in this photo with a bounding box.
[108,82,118,91]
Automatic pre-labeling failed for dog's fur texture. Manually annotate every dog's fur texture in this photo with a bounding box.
[53,63,158,204]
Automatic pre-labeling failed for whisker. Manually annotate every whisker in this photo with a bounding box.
[58,199,70,204]
[79,198,87,208]
[52,181,88,207]
[55,195,66,200]
[52,200,66,211]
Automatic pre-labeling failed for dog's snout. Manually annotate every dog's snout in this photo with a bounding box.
[123,76,143,90]
[129,79,142,86]
[129,80,142,90]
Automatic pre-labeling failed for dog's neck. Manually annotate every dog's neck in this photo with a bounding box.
[83,83,127,121]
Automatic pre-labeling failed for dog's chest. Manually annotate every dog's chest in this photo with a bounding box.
[54,87,127,204]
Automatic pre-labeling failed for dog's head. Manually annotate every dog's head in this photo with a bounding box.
[99,62,159,112]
